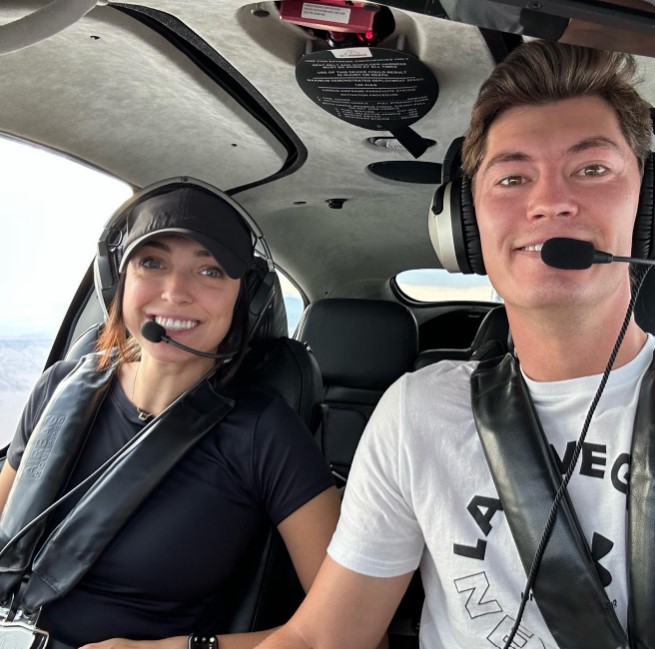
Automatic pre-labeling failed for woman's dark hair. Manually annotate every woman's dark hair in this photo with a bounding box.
[95,274,139,370]
[95,268,253,385]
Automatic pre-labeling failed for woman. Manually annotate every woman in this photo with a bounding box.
[0,181,340,649]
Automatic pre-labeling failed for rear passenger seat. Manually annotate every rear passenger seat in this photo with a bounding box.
[296,297,419,484]
[414,305,510,369]
[296,298,421,646]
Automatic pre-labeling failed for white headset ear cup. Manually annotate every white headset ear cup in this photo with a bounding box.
[428,182,461,273]
[428,176,486,275]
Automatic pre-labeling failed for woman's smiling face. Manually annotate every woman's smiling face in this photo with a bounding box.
[122,234,241,367]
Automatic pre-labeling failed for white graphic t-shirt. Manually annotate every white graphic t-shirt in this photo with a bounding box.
[328,335,655,649]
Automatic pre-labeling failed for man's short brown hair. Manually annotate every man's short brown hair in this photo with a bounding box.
[461,40,652,179]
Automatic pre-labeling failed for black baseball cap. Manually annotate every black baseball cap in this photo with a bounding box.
[119,185,255,279]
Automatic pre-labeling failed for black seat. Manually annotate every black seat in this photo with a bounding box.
[296,298,420,647]
[65,322,103,361]
[296,298,418,481]
[221,287,326,632]
[414,305,510,370]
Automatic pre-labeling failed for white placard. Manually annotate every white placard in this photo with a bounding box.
[301,2,351,24]
[330,47,373,59]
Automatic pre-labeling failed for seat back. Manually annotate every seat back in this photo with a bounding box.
[297,298,419,481]
[414,305,510,370]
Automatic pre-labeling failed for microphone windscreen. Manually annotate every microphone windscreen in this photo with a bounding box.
[540,238,595,270]
[141,320,166,343]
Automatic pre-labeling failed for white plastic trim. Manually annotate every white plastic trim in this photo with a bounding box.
[0,0,101,55]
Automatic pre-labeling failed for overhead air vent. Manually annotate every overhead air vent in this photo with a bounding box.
[367,161,441,184]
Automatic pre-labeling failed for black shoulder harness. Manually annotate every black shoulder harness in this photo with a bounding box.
[0,354,234,614]
[471,352,655,649]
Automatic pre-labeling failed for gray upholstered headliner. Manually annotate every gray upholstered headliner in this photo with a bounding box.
[2,1,655,303]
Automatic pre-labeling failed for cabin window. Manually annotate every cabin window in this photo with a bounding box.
[277,270,305,335]
[0,137,132,446]
[394,268,502,303]
[0,137,307,446]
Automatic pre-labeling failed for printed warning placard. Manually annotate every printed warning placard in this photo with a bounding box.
[296,48,438,132]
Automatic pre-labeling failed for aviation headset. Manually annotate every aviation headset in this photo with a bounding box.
[94,177,277,340]
[429,136,655,275]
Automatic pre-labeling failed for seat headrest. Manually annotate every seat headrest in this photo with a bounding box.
[296,298,418,390]
[250,257,288,343]
[469,305,510,358]
[413,305,509,371]
[234,337,323,430]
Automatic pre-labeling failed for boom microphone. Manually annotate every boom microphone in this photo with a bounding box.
[541,237,655,270]
[141,321,235,361]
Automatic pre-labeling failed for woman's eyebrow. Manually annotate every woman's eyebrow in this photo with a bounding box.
[139,240,170,252]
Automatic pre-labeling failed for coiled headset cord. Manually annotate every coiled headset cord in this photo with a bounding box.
[503,266,648,649]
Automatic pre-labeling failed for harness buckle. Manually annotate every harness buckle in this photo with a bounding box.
[0,602,48,649]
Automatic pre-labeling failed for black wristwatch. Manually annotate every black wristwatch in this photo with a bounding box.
[188,634,219,649]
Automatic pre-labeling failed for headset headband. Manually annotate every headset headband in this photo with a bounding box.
[94,176,275,318]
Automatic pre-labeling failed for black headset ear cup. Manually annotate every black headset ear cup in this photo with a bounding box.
[633,152,655,260]
[458,175,486,275]
[245,260,279,339]
[221,266,277,353]
[94,229,123,310]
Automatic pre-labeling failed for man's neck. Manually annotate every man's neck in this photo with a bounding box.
[508,302,648,382]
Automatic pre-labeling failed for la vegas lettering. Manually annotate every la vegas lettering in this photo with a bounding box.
[551,442,629,495]
[454,442,629,560]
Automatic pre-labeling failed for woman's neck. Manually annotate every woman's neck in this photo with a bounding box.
[121,356,216,416]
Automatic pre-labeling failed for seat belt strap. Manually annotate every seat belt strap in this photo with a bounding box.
[0,354,115,601]
[18,376,234,612]
[471,353,628,649]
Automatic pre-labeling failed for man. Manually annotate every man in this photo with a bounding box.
[257,41,654,648]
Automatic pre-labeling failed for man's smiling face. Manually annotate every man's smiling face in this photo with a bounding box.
[473,95,642,313]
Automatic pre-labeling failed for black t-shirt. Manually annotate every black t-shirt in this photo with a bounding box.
[7,361,334,646]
